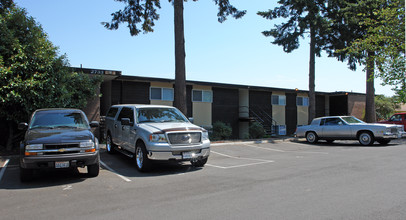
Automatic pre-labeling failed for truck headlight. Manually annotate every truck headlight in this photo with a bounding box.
[202,131,209,141]
[26,144,43,150]
[149,134,167,143]
[80,141,95,148]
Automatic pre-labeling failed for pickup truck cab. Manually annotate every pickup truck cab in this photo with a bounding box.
[377,113,406,131]
[104,104,210,172]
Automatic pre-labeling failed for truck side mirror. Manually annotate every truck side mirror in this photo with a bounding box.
[188,117,194,123]
[121,118,133,126]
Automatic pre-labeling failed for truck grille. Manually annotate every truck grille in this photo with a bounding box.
[43,143,81,155]
[167,132,201,145]
[45,144,79,150]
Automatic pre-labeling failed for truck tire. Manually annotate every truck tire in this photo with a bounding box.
[106,134,116,154]
[135,142,152,172]
[191,157,208,167]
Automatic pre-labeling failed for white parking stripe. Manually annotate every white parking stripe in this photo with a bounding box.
[243,144,286,152]
[0,159,10,182]
[207,151,274,169]
[100,160,132,182]
[211,151,273,162]
[244,143,328,154]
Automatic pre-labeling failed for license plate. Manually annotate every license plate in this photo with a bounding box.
[182,151,197,159]
[55,161,70,168]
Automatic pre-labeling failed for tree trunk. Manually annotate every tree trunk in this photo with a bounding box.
[365,51,376,123]
[308,27,316,124]
[173,0,187,114]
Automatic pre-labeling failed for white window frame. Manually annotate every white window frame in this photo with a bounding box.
[192,90,213,103]
[296,96,309,106]
[150,87,174,101]
[272,95,286,106]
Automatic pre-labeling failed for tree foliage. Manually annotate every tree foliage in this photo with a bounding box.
[335,0,405,103]
[0,1,102,149]
[375,95,400,120]
[103,0,245,114]
[258,0,331,123]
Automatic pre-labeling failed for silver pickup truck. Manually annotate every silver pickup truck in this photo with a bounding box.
[104,104,210,172]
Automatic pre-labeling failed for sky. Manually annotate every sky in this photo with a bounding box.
[14,0,395,96]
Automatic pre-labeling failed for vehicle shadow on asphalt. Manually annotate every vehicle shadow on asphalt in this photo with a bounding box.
[100,151,203,178]
[0,166,88,190]
[294,140,402,148]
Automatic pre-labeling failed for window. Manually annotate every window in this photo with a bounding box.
[117,107,134,123]
[272,95,286,105]
[106,107,119,118]
[297,97,309,106]
[150,87,174,101]
[192,90,213,103]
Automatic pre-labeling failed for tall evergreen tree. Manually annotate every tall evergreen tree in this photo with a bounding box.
[258,0,330,124]
[103,0,245,114]
[324,0,404,122]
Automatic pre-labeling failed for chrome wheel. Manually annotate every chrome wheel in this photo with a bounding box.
[359,132,374,146]
[136,146,143,169]
[106,135,114,154]
[306,132,318,144]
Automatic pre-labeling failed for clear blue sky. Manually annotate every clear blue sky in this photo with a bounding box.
[15,0,394,96]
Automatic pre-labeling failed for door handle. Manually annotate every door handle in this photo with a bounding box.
[114,124,117,128]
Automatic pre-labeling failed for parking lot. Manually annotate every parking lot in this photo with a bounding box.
[1,139,406,220]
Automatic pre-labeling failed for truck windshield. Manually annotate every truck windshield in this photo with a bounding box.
[137,108,188,123]
[30,111,89,129]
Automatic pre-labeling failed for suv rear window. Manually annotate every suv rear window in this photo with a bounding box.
[107,107,119,118]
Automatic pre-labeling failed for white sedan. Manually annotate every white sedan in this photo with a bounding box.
[295,116,405,146]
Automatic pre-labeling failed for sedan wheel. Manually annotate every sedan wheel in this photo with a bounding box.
[306,132,318,144]
[358,132,374,146]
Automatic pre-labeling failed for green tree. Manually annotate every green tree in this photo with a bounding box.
[258,0,331,124]
[375,95,400,120]
[102,0,245,114]
[0,0,101,150]
[338,0,405,103]
[325,0,404,122]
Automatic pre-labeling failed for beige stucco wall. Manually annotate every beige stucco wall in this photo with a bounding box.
[272,105,286,125]
[297,93,309,125]
[192,85,212,127]
[272,91,285,125]
[297,106,308,125]
[150,82,173,106]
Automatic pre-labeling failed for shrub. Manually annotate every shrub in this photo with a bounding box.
[249,122,266,139]
[211,121,232,141]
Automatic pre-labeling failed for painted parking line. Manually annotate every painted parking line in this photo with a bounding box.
[243,143,328,155]
[100,160,132,182]
[0,159,10,182]
[206,151,274,169]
